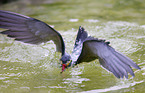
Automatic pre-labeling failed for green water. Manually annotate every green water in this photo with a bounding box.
[0,0,145,93]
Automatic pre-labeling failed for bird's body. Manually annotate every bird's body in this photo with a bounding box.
[0,10,140,78]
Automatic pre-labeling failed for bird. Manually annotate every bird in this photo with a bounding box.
[0,10,141,78]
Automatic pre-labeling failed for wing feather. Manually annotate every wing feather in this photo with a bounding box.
[0,10,65,55]
[74,26,88,47]
[76,39,140,78]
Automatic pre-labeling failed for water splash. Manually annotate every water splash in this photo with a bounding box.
[80,80,144,93]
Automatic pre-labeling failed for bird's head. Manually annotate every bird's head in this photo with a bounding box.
[60,53,72,73]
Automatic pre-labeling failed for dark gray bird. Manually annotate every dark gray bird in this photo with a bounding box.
[0,10,140,78]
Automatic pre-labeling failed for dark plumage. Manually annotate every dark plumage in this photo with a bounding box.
[0,10,140,78]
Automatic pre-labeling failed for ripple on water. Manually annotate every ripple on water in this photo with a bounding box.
[0,77,9,80]
[84,19,99,23]
[69,19,79,22]
[63,66,90,85]
[80,80,144,93]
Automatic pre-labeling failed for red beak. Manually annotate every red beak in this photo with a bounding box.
[61,64,67,73]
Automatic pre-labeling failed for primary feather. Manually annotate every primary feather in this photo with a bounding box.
[0,10,65,55]
[74,27,140,78]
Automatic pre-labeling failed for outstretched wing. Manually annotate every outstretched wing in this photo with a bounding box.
[0,10,65,55]
[76,37,140,78]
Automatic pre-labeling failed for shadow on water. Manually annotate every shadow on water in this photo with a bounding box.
[0,0,145,93]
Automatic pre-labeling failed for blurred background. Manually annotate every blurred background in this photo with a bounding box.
[0,0,145,93]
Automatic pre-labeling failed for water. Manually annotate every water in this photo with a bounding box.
[0,0,145,93]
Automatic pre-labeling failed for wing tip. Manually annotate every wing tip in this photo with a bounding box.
[0,31,6,35]
[136,65,141,70]
[113,73,135,79]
